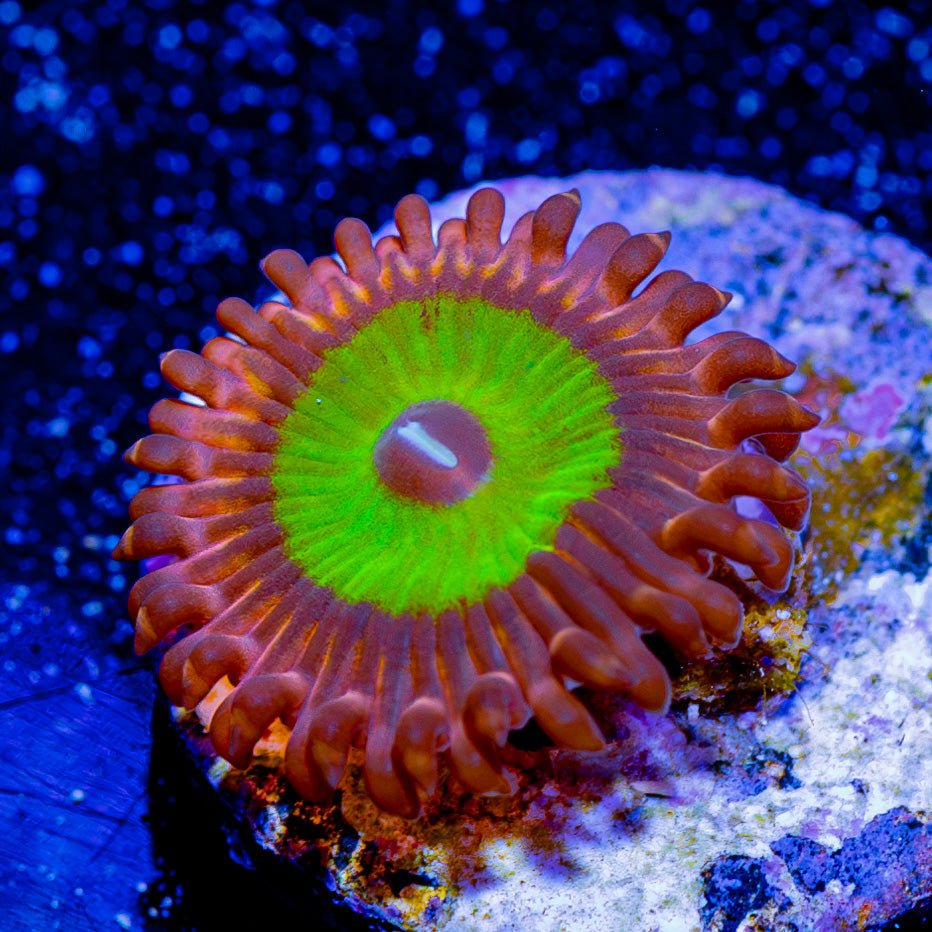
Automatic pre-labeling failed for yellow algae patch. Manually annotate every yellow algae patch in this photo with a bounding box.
[798,448,926,586]
[673,588,812,710]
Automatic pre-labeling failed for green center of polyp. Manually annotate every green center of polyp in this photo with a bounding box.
[373,399,492,505]
[271,295,621,614]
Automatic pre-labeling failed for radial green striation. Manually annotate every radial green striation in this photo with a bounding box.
[271,295,621,614]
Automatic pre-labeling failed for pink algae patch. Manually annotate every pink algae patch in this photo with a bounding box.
[840,381,906,441]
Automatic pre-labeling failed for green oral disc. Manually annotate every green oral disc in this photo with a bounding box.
[271,295,620,615]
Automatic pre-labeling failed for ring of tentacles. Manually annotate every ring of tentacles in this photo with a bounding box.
[116,188,818,818]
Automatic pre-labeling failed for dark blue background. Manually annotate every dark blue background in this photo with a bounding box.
[0,0,929,928]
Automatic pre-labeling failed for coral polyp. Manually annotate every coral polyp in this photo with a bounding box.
[116,187,818,817]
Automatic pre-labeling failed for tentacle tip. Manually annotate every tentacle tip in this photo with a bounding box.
[133,607,157,655]
[578,733,607,753]
[367,784,423,821]
[216,295,246,314]
[681,633,714,661]
[397,799,424,820]
[712,627,744,651]
[112,528,132,561]
[396,191,429,209]
[472,185,503,201]
[403,762,439,798]
[800,406,822,429]
[260,247,306,281]
[648,699,671,719]
[226,727,257,771]
[227,754,252,773]
[629,668,673,715]
[481,770,519,796]
[311,748,350,792]
[757,563,794,593]
[333,215,359,234]
[180,662,212,711]
[775,350,797,376]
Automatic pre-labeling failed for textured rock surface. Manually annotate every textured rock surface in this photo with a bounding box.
[169,169,932,931]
